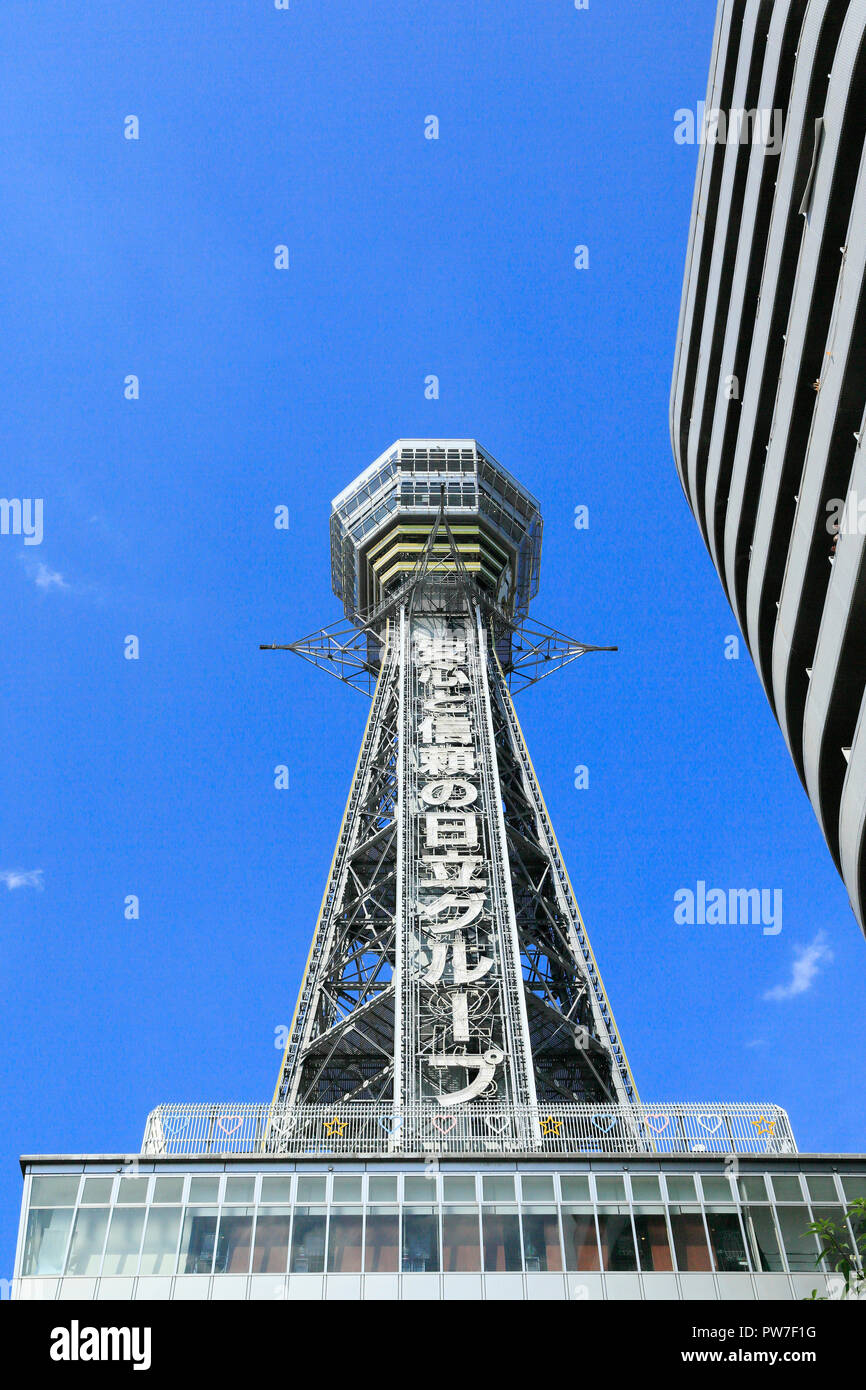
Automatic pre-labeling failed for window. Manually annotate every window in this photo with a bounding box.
[442,1207,481,1271]
[520,1175,554,1202]
[666,1176,697,1201]
[402,1209,439,1272]
[290,1209,326,1273]
[482,1209,521,1272]
[102,1207,147,1277]
[742,1206,783,1272]
[562,1208,600,1271]
[152,1177,184,1204]
[770,1175,802,1202]
[705,1209,749,1272]
[806,1176,838,1202]
[66,1206,110,1276]
[442,1176,475,1202]
[775,1207,817,1272]
[29,1176,79,1207]
[404,1176,436,1202]
[597,1206,637,1271]
[224,1177,255,1204]
[364,1210,399,1272]
[296,1177,327,1203]
[116,1176,150,1205]
[80,1177,114,1205]
[521,1209,562,1272]
[179,1208,218,1274]
[21,1208,73,1276]
[701,1176,734,1202]
[596,1176,626,1201]
[669,1208,711,1271]
[187,1177,219,1204]
[139,1207,182,1276]
[251,1209,291,1274]
[737,1176,767,1202]
[842,1176,866,1203]
[332,1177,363,1203]
[482,1176,515,1201]
[327,1209,363,1272]
[214,1208,254,1274]
[260,1177,292,1204]
[560,1176,591,1202]
[633,1208,673,1272]
[368,1177,398,1203]
[631,1176,662,1201]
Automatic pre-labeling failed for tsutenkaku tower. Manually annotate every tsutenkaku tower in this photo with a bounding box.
[263,440,637,1147]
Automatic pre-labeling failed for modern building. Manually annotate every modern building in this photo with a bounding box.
[15,438,860,1302]
[670,0,866,932]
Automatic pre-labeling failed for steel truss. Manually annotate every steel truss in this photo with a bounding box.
[267,511,638,1131]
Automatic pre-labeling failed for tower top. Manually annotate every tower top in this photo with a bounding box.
[330,439,543,623]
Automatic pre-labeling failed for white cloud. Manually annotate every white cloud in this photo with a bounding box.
[31,562,68,591]
[0,868,44,890]
[763,931,833,1002]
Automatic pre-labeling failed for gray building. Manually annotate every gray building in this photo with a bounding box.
[671,0,866,932]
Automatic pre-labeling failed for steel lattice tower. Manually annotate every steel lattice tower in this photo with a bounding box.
[263,440,638,1149]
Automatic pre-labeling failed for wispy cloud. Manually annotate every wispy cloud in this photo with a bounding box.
[763,931,833,1002]
[29,561,68,591]
[0,868,44,891]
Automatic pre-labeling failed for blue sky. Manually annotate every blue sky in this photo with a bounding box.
[2,1,864,1273]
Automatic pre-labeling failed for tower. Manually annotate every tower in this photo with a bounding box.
[263,439,636,1150]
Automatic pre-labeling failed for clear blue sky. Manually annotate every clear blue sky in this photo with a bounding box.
[2,1,864,1275]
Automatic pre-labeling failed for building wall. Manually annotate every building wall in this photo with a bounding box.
[670,0,866,931]
[14,1155,865,1301]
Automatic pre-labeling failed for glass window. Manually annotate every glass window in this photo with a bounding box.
[65,1208,110,1277]
[669,1208,711,1271]
[102,1207,146,1277]
[741,1206,783,1272]
[139,1206,182,1275]
[332,1177,362,1203]
[596,1176,626,1201]
[364,1210,399,1272]
[116,1176,150,1205]
[179,1207,218,1274]
[442,1176,475,1202]
[701,1176,734,1202]
[666,1175,697,1201]
[520,1175,554,1202]
[737,1176,767,1202]
[776,1207,818,1272]
[482,1176,515,1202]
[633,1208,673,1272]
[80,1177,114,1205]
[152,1176,184,1203]
[214,1207,254,1274]
[21,1208,73,1276]
[705,1209,749,1272]
[521,1208,562,1272]
[296,1177,327,1203]
[597,1206,637,1272]
[442,1207,480,1271]
[562,1209,599,1271]
[224,1177,255,1204]
[806,1176,838,1202]
[404,1176,436,1202]
[290,1209,326,1273]
[327,1209,363,1273]
[187,1177,219,1204]
[252,1208,291,1274]
[30,1176,79,1207]
[482,1209,522,1272]
[631,1176,662,1201]
[403,1209,439,1272]
[770,1175,802,1202]
[560,1176,591,1202]
[260,1177,292,1204]
[841,1176,866,1203]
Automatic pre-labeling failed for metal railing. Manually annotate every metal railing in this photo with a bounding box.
[142,1101,796,1158]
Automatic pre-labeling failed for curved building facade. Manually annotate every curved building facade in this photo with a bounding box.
[671,0,866,933]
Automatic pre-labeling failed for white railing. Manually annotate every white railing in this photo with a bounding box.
[141,1101,796,1158]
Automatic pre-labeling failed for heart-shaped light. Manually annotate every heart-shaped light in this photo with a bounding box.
[697,1114,723,1133]
[431,1114,457,1134]
[377,1115,403,1135]
[644,1113,672,1134]
[216,1115,243,1137]
[590,1114,617,1133]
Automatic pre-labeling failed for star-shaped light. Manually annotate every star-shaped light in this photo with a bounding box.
[323,1116,346,1137]
[750,1115,776,1138]
[540,1115,562,1137]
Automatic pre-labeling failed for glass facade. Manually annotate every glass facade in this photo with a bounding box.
[16,1161,861,1296]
